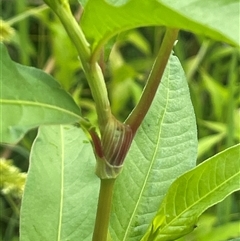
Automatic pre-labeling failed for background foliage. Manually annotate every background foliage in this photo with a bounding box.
[0,0,239,240]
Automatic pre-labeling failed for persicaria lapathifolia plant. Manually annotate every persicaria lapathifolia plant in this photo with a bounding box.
[1,0,239,240]
[41,1,178,239]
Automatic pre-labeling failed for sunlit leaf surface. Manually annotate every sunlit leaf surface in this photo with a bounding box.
[143,144,240,241]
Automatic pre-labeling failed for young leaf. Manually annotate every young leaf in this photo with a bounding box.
[0,43,81,144]
[80,0,239,56]
[142,144,240,241]
[20,125,99,241]
[109,54,198,241]
[197,133,225,159]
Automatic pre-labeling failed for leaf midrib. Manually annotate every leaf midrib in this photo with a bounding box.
[1,99,81,119]
[122,66,171,241]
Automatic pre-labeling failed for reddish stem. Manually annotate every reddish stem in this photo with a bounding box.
[125,28,179,135]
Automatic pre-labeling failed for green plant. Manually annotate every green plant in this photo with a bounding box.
[1,0,239,241]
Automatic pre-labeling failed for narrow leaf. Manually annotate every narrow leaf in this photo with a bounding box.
[0,43,81,144]
[198,221,240,241]
[81,0,239,55]
[20,125,99,241]
[143,144,240,241]
[109,54,198,241]
[197,133,225,159]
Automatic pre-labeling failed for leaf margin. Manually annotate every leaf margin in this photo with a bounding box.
[142,143,240,241]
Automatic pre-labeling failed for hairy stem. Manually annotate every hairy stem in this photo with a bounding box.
[125,28,179,134]
[92,179,115,241]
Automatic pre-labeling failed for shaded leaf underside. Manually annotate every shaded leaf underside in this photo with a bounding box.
[80,0,239,56]
[0,43,81,144]
[20,125,99,241]
[109,54,198,241]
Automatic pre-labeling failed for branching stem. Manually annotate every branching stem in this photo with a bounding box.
[42,4,179,241]
[125,28,179,134]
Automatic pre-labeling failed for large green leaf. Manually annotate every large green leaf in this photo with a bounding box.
[80,0,239,55]
[0,43,81,144]
[109,54,198,240]
[20,125,99,241]
[142,144,240,241]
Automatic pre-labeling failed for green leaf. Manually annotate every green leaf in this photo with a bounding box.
[109,54,198,240]
[201,70,229,120]
[20,125,99,241]
[197,133,225,159]
[197,221,240,241]
[0,43,81,144]
[78,0,88,7]
[175,214,240,241]
[143,144,240,241]
[81,0,239,56]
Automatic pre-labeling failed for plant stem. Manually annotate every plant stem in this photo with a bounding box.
[226,50,237,147]
[85,63,112,130]
[54,3,90,66]
[125,28,179,134]
[7,4,48,26]
[216,49,237,226]
[92,179,115,241]
[16,0,31,65]
[52,2,111,130]
[186,39,210,80]
[5,194,20,216]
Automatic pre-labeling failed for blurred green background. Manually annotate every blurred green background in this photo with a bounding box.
[0,0,240,240]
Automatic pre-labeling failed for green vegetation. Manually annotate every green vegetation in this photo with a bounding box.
[0,0,239,240]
